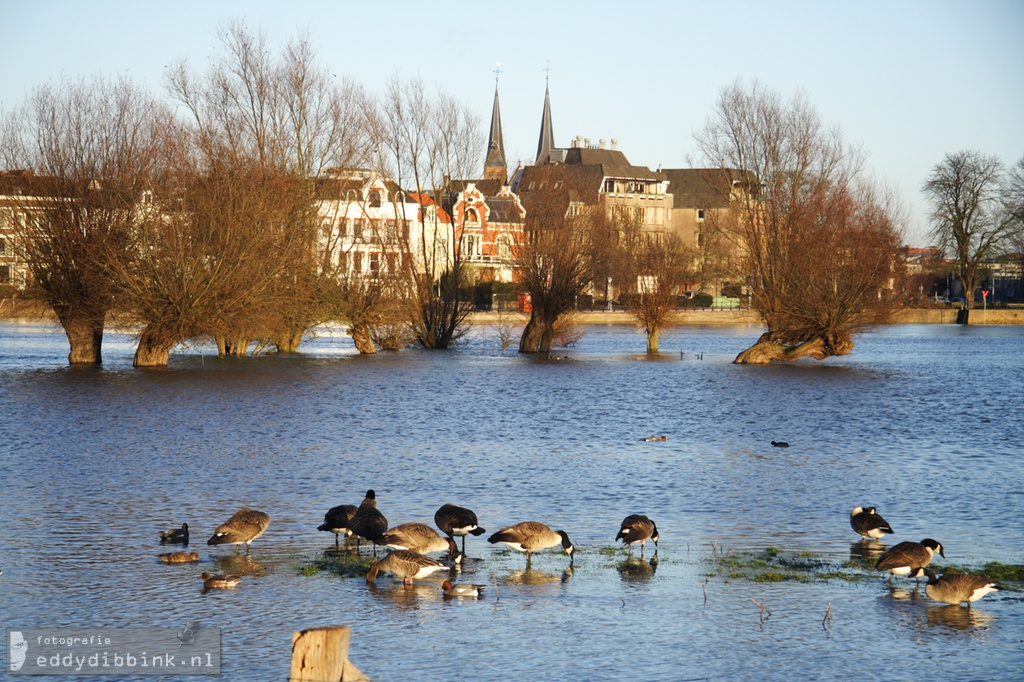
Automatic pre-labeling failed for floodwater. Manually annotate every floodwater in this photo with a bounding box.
[1,320,1022,681]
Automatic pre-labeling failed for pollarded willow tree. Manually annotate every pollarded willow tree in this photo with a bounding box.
[696,80,905,364]
[1,76,166,364]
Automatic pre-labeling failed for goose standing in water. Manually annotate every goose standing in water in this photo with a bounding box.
[349,490,388,556]
[383,522,458,557]
[615,514,659,558]
[434,503,486,555]
[912,568,1000,607]
[207,509,270,553]
[488,521,574,566]
[159,523,190,544]
[850,506,894,540]
[365,549,449,585]
[875,538,945,581]
[317,504,357,549]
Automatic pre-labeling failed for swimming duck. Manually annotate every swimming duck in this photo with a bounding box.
[441,579,485,598]
[642,435,668,442]
[365,549,449,585]
[207,509,270,553]
[850,506,894,540]
[875,538,945,580]
[201,572,241,589]
[615,514,659,558]
[158,551,199,564]
[488,521,574,565]
[771,441,789,448]
[159,523,190,544]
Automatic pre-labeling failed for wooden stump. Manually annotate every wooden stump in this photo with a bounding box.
[289,626,369,682]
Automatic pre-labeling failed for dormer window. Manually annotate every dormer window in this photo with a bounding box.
[369,190,381,208]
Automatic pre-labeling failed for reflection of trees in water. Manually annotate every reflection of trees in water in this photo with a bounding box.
[617,553,658,582]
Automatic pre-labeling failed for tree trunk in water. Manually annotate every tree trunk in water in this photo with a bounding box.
[734,332,854,364]
[60,315,104,365]
[348,323,377,354]
[646,325,660,353]
[276,329,303,353]
[519,312,556,353]
[133,326,175,367]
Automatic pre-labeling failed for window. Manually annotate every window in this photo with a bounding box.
[0,237,6,255]
[338,252,348,271]
[402,221,410,240]
[465,208,478,223]
[353,252,363,273]
[369,190,381,208]
[0,265,10,284]
[369,252,380,277]
[496,235,511,260]
[697,209,705,222]
[462,235,479,258]
[352,219,364,240]
[338,218,348,237]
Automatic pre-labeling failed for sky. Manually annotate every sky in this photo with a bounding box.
[2,0,1022,245]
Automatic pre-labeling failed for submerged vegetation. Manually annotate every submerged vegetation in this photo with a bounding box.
[299,550,375,579]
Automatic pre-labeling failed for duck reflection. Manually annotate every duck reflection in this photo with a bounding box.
[849,539,888,561]
[617,553,659,582]
[926,604,994,632]
[212,553,264,577]
[365,580,442,609]
[504,565,573,586]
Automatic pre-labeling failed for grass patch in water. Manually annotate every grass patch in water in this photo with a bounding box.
[299,552,375,579]
[704,548,863,584]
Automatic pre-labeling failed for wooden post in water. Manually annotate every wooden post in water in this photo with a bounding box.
[289,626,369,682]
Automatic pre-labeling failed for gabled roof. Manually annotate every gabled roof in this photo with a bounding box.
[563,147,664,181]
[662,168,758,208]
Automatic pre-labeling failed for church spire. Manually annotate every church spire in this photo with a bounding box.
[536,65,555,164]
[483,63,507,183]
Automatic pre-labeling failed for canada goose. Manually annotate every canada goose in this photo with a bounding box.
[365,549,449,584]
[383,522,457,556]
[850,506,894,540]
[201,572,241,589]
[159,523,190,544]
[434,503,486,554]
[206,509,270,553]
[771,441,789,448]
[349,490,388,555]
[875,538,945,580]
[488,521,574,564]
[317,504,357,549]
[158,551,199,564]
[441,580,485,598]
[615,514,659,558]
[912,568,999,607]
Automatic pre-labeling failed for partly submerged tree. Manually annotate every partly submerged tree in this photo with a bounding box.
[515,167,600,354]
[696,80,905,364]
[922,150,1019,315]
[1,76,165,364]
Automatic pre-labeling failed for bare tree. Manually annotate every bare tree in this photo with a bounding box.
[614,220,694,352]
[922,150,1018,316]
[515,167,598,353]
[696,80,905,364]
[1,76,164,364]
[363,77,481,349]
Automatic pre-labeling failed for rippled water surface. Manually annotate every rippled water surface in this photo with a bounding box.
[1,321,1023,681]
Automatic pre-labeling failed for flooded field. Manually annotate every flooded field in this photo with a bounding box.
[1,321,1022,680]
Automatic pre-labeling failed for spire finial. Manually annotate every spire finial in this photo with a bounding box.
[495,61,502,85]
[544,60,551,87]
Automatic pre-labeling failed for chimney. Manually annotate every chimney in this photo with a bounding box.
[611,139,618,150]
[599,139,606,149]
[575,135,583,148]
[584,138,591,148]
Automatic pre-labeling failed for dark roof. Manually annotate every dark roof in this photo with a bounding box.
[486,195,525,224]
[562,147,664,181]
[515,164,602,204]
[662,168,758,208]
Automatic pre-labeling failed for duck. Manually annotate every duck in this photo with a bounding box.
[159,523,190,544]
[206,509,270,553]
[349,490,388,556]
[850,506,894,540]
[365,549,449,584]
[912,568,1000,607]
[382,522,457,557]
[201,571,241,589]
[875,538,945,580]
[642,435,668,442]
[317,504,357,549]
[158,551,199,564]
[615,514,659,558]
[770,441,789,448]
[434,503,486,555]
[441,579,485,598]
[488,521,574,565]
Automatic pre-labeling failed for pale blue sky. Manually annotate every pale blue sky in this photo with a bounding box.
[2,0,1022,243]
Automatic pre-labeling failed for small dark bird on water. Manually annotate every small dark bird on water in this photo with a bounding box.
[159,523,190,544]
[771,441,789,448]
[850,506,894,540]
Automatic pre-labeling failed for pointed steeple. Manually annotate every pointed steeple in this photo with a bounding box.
[535,72,555,164]
[483,66,507,184]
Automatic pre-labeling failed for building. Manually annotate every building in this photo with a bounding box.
[0,171,51,289]
[443,180,524,284]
